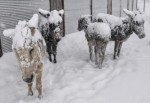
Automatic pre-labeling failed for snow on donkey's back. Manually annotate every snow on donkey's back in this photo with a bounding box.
[3,14,45,98]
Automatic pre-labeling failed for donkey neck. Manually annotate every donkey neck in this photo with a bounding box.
[122,16,134,37]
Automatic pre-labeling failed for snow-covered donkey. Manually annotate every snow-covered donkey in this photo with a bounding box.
[78,15,111,69]
[94,9,145,59]
[3,14,45,98]
[38,8,64,63]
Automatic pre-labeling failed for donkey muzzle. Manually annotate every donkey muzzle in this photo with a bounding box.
[139,33,145,39]
[23,74,34,83]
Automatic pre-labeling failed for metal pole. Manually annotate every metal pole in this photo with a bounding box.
[136,0,138,10]
[62,0,65,36]
[0,37,3,57]
[120,0,122,17]
[49,0,51,11]
[107,0,112,14]
[132,0,134,10]
[90,0,93,20]
[127,0,129,10]
[144,0,145,11]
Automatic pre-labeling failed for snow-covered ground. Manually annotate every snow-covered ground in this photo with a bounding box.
[0,2,150,103]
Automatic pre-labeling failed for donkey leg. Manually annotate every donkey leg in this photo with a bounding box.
[101,43,108,64]
[52,44,57,63]
[114,41,119,59]
[88,42,94,62]
[36,63,43,98]
[47,44,52,62]
[94,45,98,65]
[117,42,123,57]
[27,83,33,96]
[98,50,103,69]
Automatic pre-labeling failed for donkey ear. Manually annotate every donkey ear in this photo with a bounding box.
[123,9,135,18]
[3,29,15,38]
[38,8,50,18]
[81,15,92,19]
[28,14,39,28]
[58,9,64,16]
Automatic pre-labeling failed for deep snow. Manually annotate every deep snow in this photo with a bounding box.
[0,1,150,103]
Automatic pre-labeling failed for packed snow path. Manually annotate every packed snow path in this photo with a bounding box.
[0,5,150,103]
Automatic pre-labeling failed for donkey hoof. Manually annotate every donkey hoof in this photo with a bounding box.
[28,91,33,96]
[49,58,52,62]
[53,60,57,63]
[98,66,102,69]
[38,95,42,99]
[113,56,118,59]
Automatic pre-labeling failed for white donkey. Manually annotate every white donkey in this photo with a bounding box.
[78,15,111,69]
[94,9,145,59]
[3,14,45,98]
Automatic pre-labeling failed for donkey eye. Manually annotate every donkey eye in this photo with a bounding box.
[136,21,140,26]
[47,13,50,17]
[58,22,61,25]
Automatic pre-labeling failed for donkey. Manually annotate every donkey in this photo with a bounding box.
[38,8,64,63]
[94,9,145,59]
[3,14,45,98]
[78,15,111,68]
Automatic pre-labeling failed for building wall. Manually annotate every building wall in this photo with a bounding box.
[64,0,91,34]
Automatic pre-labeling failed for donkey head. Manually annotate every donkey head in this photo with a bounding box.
[123,9,145,39]
[78,15,91,31]
[38,8,64,42]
